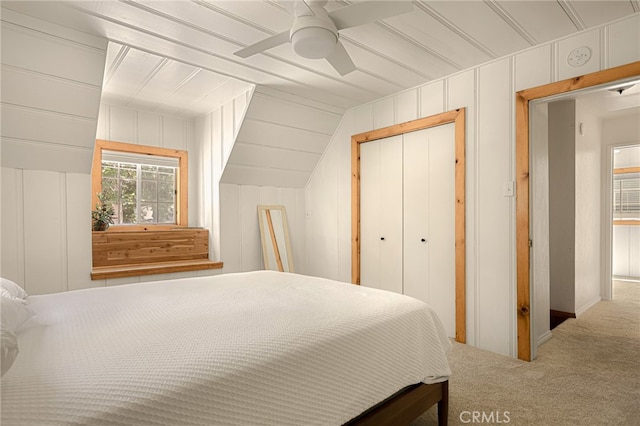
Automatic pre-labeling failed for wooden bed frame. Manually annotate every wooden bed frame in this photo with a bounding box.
[345,380,448,426]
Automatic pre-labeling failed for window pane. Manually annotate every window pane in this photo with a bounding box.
[120,179,137,224]
[100,152,178,226]
[158,181,175,202]
[101,178,117,202]
[119,163,137,180]
[157,203,175,223]
[141,165,157,180]
[613,172,640,221]
[141,180,157,202]
[102,162,118,178]
[140,203,156,223]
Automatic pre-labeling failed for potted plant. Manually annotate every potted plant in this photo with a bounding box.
[92,192,115,231]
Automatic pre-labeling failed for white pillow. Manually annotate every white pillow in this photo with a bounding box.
[1,327,19,376]
[1,277,29,302]
[0,296,34,333]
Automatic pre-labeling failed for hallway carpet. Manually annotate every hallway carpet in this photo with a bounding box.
[413,280,639,425]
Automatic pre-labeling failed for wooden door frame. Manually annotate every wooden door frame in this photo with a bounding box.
[515,62,640,361]
[351,108,466,343]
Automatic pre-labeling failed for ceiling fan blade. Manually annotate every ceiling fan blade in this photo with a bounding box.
[326,40,356,76]
[234,31,291,58]
[329,1,414,31]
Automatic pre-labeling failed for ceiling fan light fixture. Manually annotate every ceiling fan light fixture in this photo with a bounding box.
[291,26,337,59]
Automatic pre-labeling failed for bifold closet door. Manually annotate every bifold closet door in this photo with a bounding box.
[403,124,456,337]
[359,135,403,293]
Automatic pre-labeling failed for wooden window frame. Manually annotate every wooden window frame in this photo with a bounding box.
[91,139,188,230]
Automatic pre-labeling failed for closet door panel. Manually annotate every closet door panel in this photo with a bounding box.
[379,136,404,293]
[360,140,382,289]
[427,123,456,337]
[360,136,403,293]
[403,129,430,302]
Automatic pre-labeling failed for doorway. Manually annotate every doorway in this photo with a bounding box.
[515,61,640,361]
[611,145,640,298]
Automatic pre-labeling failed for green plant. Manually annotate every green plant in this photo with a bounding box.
[91,192,115,231]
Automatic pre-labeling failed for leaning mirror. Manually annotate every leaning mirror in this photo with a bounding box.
[257,205,294,272]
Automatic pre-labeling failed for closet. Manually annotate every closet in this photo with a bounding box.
[352,109,466,342]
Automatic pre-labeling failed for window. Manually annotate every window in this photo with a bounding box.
[613,171,640,222]
[92,140,188,228]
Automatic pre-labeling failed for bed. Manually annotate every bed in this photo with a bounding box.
[1,271,451,425]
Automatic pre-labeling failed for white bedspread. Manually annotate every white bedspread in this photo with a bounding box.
[1,271,451,425]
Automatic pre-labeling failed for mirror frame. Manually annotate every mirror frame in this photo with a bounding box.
[257,205,294,272]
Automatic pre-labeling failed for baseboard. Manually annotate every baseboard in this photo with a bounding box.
[537,330,553,347]
[576,296,601,317]
[613,276,640,283]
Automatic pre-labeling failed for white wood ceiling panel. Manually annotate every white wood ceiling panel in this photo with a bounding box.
[246,93,342,135]
[570,1,637,28]
[103,47,166,98]
[151,68,226,106]
[81,0,249,58]
[425,1,533,58]
[220,164,310,187]
[1,19,106,86]
[384,8,493,70]
[495,1,578,43]
[68,2,363,110]
[197,0,293,34]
[338,24,460,79]
[135,0,290,53]
[4,0,637,188]
[237,119,329,154]
[227,142,321,172]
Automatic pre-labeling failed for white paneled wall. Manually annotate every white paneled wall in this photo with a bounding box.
[96,104,198,227]
[0,8,106,293]
[305,14,640,358]
[574,101,602,315]
[613,226,640,279]
[1,168,95,294]
[196,89,309,277]
[223,87,342,188]
[0,8,107,174]
[220,184,306,274]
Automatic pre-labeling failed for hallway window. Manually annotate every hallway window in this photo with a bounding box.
[613,171,640,222]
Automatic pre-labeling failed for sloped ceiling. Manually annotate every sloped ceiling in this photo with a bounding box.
[3,1,639,187]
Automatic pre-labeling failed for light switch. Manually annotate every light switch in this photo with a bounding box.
[503,181,515,197]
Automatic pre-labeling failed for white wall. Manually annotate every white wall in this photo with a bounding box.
[194,91,307,276]
[574,100,602,315]
[0,8,107,174]
[0,8,107,293]
[548,100,576,314]
[0,3,306,293]
[304,14,640,358]
[220,184,306,274]
[96,104,199,224]
[531,102,551,348]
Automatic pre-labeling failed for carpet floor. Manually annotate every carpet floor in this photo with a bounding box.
[412,280,640,426]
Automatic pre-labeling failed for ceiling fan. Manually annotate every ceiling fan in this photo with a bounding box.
[234,0,414,76]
